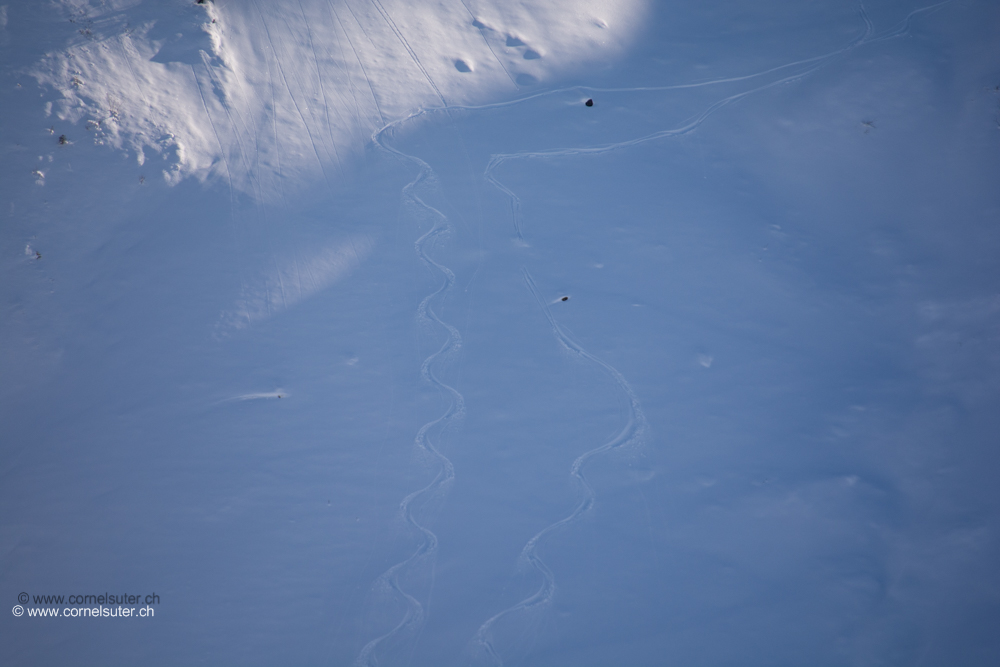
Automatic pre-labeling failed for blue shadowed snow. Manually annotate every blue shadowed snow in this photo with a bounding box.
[2,1,1000,666]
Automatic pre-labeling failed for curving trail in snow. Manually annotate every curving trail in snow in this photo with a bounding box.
[467,267,649,667]
[461,5,945,664]
[352,117,465,667]
[347,5,945,663]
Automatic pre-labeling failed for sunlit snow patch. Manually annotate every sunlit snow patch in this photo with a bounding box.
[30,0,649,198]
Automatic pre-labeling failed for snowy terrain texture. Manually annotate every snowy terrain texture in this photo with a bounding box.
[2,0,1000,665]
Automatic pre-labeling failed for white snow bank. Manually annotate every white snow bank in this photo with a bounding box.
[29,0,648,197]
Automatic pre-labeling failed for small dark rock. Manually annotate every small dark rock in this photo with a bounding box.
[585,99,594,107]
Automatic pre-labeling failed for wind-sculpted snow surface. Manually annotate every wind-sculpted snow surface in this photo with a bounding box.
[217,236,373,333]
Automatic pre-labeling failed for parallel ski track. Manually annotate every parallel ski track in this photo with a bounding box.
[368,0,447,106]
[252,0,332,187]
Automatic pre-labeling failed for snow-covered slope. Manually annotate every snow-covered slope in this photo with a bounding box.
[29,0,647,193]
[3,1,1000,666]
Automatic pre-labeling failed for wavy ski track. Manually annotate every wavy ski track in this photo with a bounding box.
[465,5,941,664]
[353,121,464,667]
[470,268,648,667]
